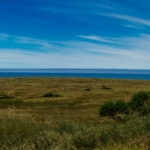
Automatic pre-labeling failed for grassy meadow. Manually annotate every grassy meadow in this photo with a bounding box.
[1,77,150,149]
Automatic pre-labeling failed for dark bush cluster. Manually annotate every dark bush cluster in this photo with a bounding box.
[101,85,112,90]
[43,92,60,98]
[99,100,128,117]
[129,91,150,110]
[99,91,150,118]
[85,88,91,91]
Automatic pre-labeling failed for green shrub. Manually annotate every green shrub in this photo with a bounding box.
[43,92,60,98]
[99,91,150,118]
[115,100,129,114]
[99,101,117,117]
[85,88,91,91]
[99,100,129,117]
[129,91,150,110]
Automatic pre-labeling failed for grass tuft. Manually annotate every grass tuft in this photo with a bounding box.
[43,92,60,98]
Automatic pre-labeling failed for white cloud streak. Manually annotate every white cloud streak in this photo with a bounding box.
[103,13,150,27]
[78,35,114,43]
[0,33,58,50]
[124,24,142,29]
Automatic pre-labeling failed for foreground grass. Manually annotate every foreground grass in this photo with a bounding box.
[0,109,150,150]
[0,77,150,149]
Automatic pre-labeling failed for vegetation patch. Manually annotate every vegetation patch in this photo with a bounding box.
[101,85,112,90]
[43,92,60,98]
[99,91,150,119]
[85,88,91,91]
[99,100,128,117]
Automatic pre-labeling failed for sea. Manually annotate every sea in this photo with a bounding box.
[0,69,150,80]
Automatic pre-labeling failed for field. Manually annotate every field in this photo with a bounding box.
[1,77,150,149]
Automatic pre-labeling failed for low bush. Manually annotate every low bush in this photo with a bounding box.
[99,100,129,117]
[128,91,150,110]
[85,88,91,91]
[115,100,129,114]
[99,101,117,117]
[43,92,60,98]
[101,85,112,90]
[99,91,150,118]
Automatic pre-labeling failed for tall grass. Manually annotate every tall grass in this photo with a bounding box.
[0,109,150,150]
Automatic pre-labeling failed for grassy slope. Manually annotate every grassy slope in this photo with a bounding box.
[0,77,150,149]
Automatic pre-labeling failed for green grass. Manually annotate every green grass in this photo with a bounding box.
[0,110,150,150]
[0,77,150,149]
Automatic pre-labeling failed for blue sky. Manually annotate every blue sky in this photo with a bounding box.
[0,0,150,68]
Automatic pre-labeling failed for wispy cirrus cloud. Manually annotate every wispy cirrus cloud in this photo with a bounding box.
[78,35,113,43]
[38,1,116,17]
[103,13,150,27]
[124,24,142,29]
[0,33,58,50]
[0,33,10,38]
[37,1,147,30]
[15,36,56,50]
[59,40,150,61]
[38,2,150,30]
[0,33,10,40]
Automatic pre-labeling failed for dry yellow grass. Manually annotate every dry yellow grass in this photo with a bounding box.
[0,77,150,122]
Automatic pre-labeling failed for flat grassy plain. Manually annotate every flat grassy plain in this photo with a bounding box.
[1,77,150,149]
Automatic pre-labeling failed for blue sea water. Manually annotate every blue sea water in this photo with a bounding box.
[0,69,150,79]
